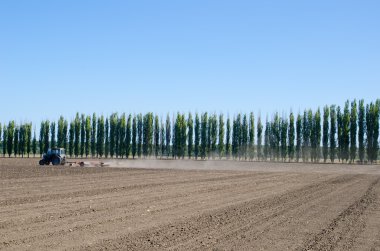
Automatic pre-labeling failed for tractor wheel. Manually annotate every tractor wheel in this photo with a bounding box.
[39,160,45,165]
[52,157,61,166]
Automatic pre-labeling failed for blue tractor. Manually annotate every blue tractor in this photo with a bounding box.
[39,148,67,166]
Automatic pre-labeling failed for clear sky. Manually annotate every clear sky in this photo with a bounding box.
[0,0,379,125]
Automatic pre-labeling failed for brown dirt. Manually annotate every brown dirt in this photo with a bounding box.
[1,158,380,250]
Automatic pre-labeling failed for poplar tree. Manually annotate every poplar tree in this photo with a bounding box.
[57,116,64,147]
[119,113,126,158]
[154,115,160,158]
[63,119,68,151]
[132,115,137,159]
[7,121,15,157]
[26,123,32,157]
[74,113,80,157]
[358,100,365,163]
[330,105,337,163]
[32,130,37,157]
[3,125,7,157]
[110,113,118,158]
[248,112,255,161]
[137,114,143,158]
[342,101,350,162]
[210,114,217,159]
[200,112,208,159]
[322,106,329,162]
[80,114,85,157]
[312,108,321,163]
[350,100,357,163]
[85,115,91,157]
[302,110,310,162]
[194,113,200,159]
[165,114,171,158]
[257,116,263,161]
[14,126,19,157]
[105,118,110,158]
[39,121,45,156]
[206,115,212,159]
[218,114,225,159]
[272,113,280,161]
[187,113,193,159]
[143,113,153,158]
[241,114,249,160]
[91,113,97,157]
[366,101,380,163]
[296,114,302,162]
[44,121,50,154]
[0,123,1,155]
[226,117,231,159]
[160,121,165,158]
[126,114,132,158]
[280,118,288,161]
[50,121,56,148]
[264,119,270,161]
[97,115,105,157]
[69,121,75,157]
[288,113,295,161]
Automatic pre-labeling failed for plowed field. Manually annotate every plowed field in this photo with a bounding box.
[1,158,380,250]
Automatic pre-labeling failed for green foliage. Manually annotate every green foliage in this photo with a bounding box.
[350,100,357,162]
[187,113,193,159]
[69,121,75,157]
[257,116,263,161]
[74,113,80,157]
[3,125,7,157]
[85,115,91,157]
[32,130,37,157]
[165,114,171,158]
[248,112,254,161]
[109,113,118,158]
[126,114,132,158]
[322,106,329,162]
[39,121,44,157]
[264,119,270,161]
[143,113,153,158]
[280,117,288,161]
[44,120,50,154]
[154,115,160,158]
[342,101,351,162]
[132,115,137,159]
[226,117,231,159]
[119,113,127,158]
[311,108,321,163]
[91,113,97,157]
[241,114,248,160]
[194,113,200,159]
[137,114,143,158]
[358,100,365,163]
[57,116,64,148]
[200,112,208,159]
[288,113,295,161]
[296,114,302,162]
[218,114,225,159]
[80,114,85,157]
[51,121,56,148]
[210,114,217,159]
[105,118,110,158]
[7,121,15,157]
[14,126,19,156]
[330,105,337,163]
[97,116,105,157]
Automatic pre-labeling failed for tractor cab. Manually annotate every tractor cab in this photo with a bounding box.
[39,148,66,166]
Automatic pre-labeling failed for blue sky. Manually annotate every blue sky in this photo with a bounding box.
[0,0,379,125]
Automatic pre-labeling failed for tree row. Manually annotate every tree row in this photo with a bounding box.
[0,99,379,163]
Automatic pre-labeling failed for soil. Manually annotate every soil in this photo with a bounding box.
[1,158,380,250]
